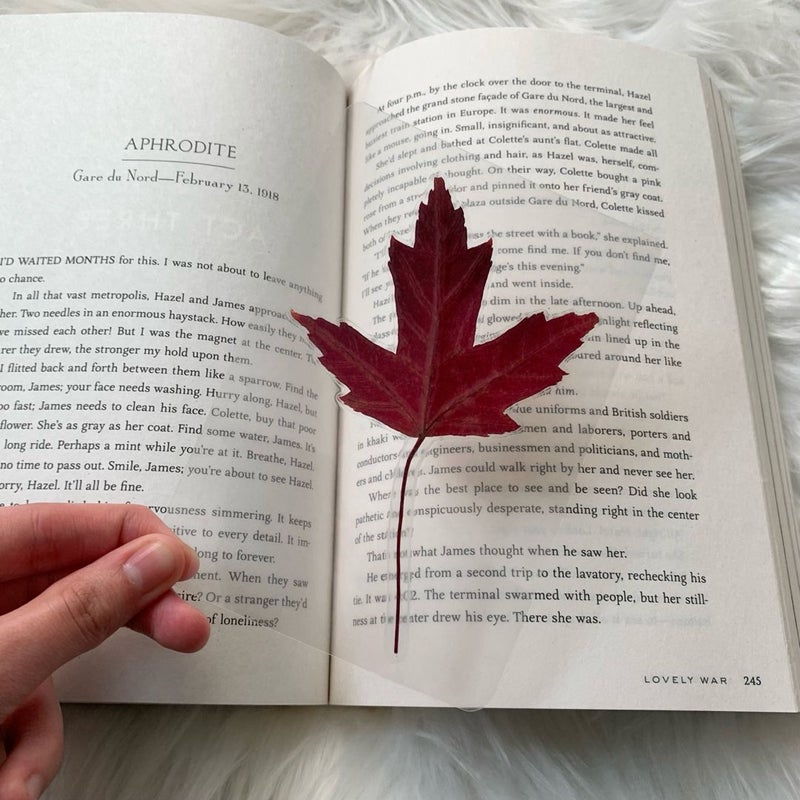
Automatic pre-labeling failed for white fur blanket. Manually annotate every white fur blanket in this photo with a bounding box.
[3,0,800,798]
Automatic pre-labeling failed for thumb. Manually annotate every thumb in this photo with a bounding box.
[0,533,196,719]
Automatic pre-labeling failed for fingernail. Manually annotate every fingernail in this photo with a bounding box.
[183,546,200,580]
[123,540,178,592]
[26,774,44,800]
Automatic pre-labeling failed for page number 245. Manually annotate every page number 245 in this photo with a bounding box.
[743,676,762,686]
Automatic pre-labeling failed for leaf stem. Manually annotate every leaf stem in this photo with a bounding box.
[394,435,425,654]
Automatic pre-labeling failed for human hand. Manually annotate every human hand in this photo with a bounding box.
[0,503,210,800]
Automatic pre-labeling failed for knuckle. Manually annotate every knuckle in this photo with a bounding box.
[59,582,114,649]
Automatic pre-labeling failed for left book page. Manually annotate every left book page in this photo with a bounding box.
[0,14,346,704]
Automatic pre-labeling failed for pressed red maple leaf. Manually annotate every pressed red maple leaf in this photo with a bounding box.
[292,177,597,652]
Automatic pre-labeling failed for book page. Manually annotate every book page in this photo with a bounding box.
[328,28,797,709]
[702,75,800,678]
[0,14,346,704]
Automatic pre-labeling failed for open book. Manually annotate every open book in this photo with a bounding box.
[1,13,798,711]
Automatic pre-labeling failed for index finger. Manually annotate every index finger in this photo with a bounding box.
[0,504,189,582]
